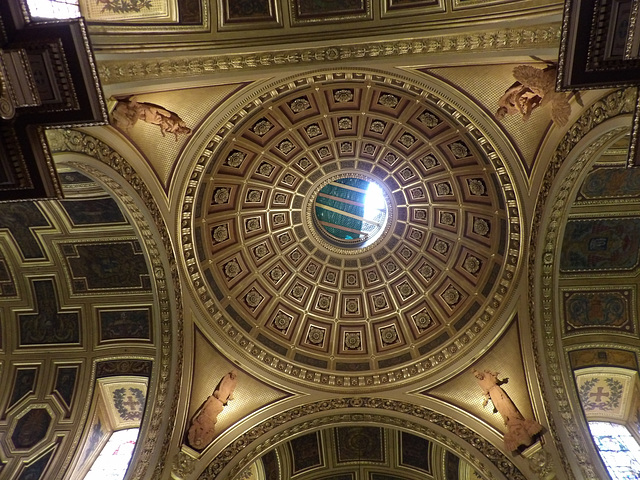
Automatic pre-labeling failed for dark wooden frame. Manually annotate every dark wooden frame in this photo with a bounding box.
[0,0,108,201]
[558,0,640,89]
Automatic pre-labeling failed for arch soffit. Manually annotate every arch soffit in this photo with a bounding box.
[530,87,636,479]
[47,130,185,480]
[186,398,529,480]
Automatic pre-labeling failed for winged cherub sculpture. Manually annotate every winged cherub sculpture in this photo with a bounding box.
[496,65,571,127]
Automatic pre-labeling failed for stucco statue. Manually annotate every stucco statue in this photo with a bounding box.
[474,369,542,451]
[496,65,571,126]
[214,369,237,404]
[111,96,191,140]
[187,370,238,450]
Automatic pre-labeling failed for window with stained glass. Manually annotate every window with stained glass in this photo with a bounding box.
[589,422,640,480]
[83,428,140,480]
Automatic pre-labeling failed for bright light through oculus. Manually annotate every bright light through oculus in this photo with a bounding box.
[363,182,386,225]
[313,176,388,248]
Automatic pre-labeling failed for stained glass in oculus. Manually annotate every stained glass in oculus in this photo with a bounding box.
[314,178,387,247]
[588,422,640,480]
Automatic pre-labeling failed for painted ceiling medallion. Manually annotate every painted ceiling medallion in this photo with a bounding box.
[184,71,521,389]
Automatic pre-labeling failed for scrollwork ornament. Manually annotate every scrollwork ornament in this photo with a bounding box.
[473,218,490,236]
[414,311,433,330]
[172,450,197,477]
[334,89,353,102]
[527,448,556,480]
[0,96,15,120]
[290,97,311,112]
[213,187,230,204]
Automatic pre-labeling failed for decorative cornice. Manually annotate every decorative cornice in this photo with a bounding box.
[528,88,635,479]
[198,397,527,480]
[97,24,561,84]
[47,128,185,480]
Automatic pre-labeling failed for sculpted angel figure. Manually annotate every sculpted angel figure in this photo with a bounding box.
[111,96,191,140]
[496,65,571,126]
[474,369,542,451]
[187,370,238,450]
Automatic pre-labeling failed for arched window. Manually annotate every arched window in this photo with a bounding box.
[575,367,640,480]
[67,377,147,480]
[83,428,140,480]
[588,422,640,480]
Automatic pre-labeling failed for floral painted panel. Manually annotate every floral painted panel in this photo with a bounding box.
[576,371,634,421]
[563,290,635,335]
[579,378,624,412]
[79,0,172,21]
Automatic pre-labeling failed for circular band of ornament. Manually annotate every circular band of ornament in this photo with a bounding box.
[182,70,522,390]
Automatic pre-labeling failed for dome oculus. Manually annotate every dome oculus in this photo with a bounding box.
[313,175,388,249]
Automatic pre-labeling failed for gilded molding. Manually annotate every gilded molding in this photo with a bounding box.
[199,397,527,480]
[98,24,561,84]
[528,88,635,479]
[47,128,185,480]
[173,450,197,478]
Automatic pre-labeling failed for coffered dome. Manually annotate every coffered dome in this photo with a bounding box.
[182,70,522,389]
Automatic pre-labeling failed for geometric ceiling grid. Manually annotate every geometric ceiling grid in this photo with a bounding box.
[183,70,522,390]
[0,166,159,480]
[260,426,485,480]
[12,0,640,478]
[559,154,640,341]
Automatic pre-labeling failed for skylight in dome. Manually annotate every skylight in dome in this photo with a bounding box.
[588,422,640,480]
[363,182,386,225]
[26,0,81,19]
[83,428,139,480]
